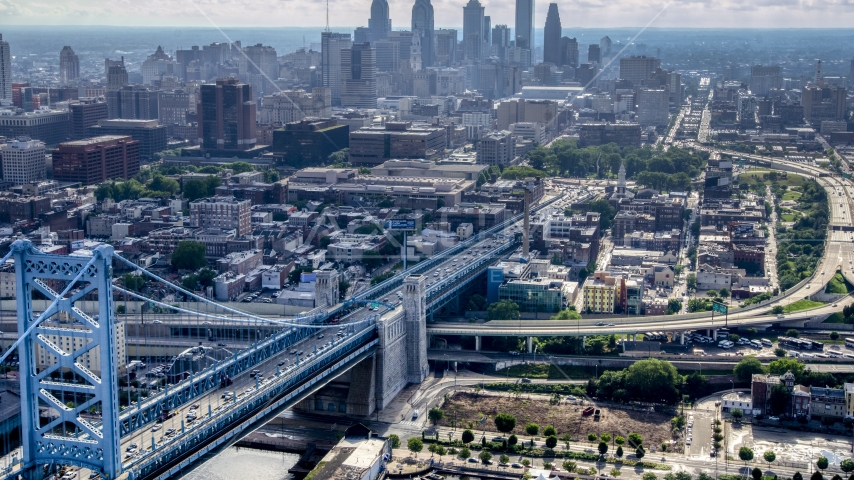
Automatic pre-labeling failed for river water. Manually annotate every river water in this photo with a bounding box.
[175,447,300,480]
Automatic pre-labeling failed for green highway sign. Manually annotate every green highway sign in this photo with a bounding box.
[712,302,728,315]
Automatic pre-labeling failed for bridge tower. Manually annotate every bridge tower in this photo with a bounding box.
[12,240,121,479]
[315,269,340,308]
[403,274,428,383]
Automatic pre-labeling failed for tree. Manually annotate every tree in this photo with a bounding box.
[818,457,829,471]
[812,473,824,480]
[588,198,618,231]
[768,383,791,416]
[793,473,804,480]
[840,459,854,474]
[499,454,510,465]
[739,446,754,464]
[771,305,785,315]
[525,423,540,436]
[615,436,625,445]
[752,468,763,480]
[764,451,776,467]
[436,445,446,460]
[494,413,517,433]
[552,309,583,320]
[598,441,609,455]
[643,474,658,480]
[546,436,558,449]
[635,446,645,459]
[830,331,840,340]
[459,447,471,460]
[667,299,683,315]
[171,241,207,270]
[407,437,423,456]
[543,426,557,437]
[588,433,598,442]
[389,434,400,448]
[121,273,145,291]
[734,357,766,382]
[628,433,643,447]
[616,446,624,458]
[731,408,744,422]
[198,268,217,287]
[462,429,474,444]
[774,348,787,357]
[601,433,612,443]
[768,358,805,377]
[686,274,697,290]
[786,329,800,338]
[508,434,518,446]
[624,359,681,403]
[428,443,437,457]
[148,175,180,196]
[720,288,730,298]
[428,408,445,425]
[487,300,521,320]
[479,450,493,464]
[328,148,350,165]
[563,460,577,472]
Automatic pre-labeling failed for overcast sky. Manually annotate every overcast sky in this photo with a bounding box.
[1,0,853,29]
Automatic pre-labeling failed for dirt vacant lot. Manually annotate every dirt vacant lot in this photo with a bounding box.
[438,391,676,449]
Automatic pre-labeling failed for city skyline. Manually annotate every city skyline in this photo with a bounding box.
[3,0,854,29]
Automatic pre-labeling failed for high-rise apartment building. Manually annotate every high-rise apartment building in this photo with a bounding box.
[515,0,535,50]
[560,37,579,69]
[0,34,10,102]
[158,89,193,125]
[114,85,161,120]
[369,0,392,42]
[69,97,109,139]
[340,44,378,109]
[322,32,353,107]
[239,44,278,96]
[636,87,670,128]
[619,56,661,87]
[477,130,515,166]
[189,196,252,236]
[463,0,486,62]
[59,46,80,84]
[52,135,140,185]
[197,78,257,153]
[750,65,782,96]
[1,137,46,185]
[411,0,435,68]
[542,3,562,66]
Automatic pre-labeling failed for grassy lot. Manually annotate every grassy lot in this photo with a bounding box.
[738,171,805,188]
[825,273,852,294]
[783,299,825,313]
[782,190,802,201]
[780,209,801,222]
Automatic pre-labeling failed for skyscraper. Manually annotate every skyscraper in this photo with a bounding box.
[1,137,46,185]
[197,78,257,153]
[559,37,579,68]
[492,24,511,59]
[239,43,278,96]
[850,58,854,89]
[322,32,353,106]
[619,56,660,87]
[0,34,10,102]
[749,65,782,96]
[588,44,601,64]
[515,0,535,50]
[814,59,823,85]
[600,36,612,59]
[542,3,561,65]
[341,43,377,109]
[463,0,485,62]
[411,0,435,68]
[59,46,80,84]
[369,0,392,42]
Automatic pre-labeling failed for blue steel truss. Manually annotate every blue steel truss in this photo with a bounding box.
[12,240,123,479]
[126,326,379,480]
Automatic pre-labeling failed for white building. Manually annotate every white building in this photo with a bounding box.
[721,391,752,413]
[35,321,127,374]
[636,87,670,128]
[258,88,332,124]
[509,122,547,145]
[189,196,252,236]
[1,137,46,185]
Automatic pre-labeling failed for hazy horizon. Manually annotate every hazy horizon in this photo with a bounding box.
[3,0,854,30]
